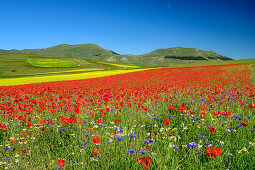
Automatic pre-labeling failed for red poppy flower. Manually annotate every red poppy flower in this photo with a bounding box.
[164,118,170,124]
[90,149,100,154]
[114,119,120,124]
[27,122,32,128]
[21,148,29,153]
[241,122,248,127]
[57,160,65,167]
[98,119,102,124]
[92,137,101,143]
[206,147,222,158]
[40,119,46,124]
[209,126,216,133]
[168,106,175,110]
[138,157,151,168]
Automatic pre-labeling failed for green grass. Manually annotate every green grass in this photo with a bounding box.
[27,59,78,68]
[0,53,140,78]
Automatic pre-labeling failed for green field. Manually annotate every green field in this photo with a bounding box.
[0,53,138,78]
[0,52,254,86]
[27,59,78,68]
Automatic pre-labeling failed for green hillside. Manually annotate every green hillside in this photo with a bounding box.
[0,53,134,78]
[142,47,232,60]
[0,44,232,66]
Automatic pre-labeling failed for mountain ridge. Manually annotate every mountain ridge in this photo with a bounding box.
[0,44,232,66]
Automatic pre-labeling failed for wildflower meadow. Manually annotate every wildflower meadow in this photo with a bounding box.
[0,63,254,169]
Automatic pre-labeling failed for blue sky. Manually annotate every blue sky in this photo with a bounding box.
[1,0,255,59]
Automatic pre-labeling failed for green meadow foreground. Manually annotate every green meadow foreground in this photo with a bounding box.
[0,61,254,169]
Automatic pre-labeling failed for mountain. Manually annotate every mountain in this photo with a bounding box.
[0,44,232,66]
[142,47,231,60]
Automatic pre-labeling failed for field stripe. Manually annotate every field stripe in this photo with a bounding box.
[0,68,152,86]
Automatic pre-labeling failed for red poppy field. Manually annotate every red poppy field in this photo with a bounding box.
[0,63,254,169]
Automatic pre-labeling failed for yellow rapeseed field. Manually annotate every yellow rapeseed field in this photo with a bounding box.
[0,68,151,86]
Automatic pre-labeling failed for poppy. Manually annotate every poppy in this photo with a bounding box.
[57,160,65,168]
[138,157,151,168]
[209,126,216,133]
[21,148,29,153]
[40,119,46,124]
[206,147,222,158]
[114,119,120,124]
[241,122,248,127]
[92,137,101,143]
[27,122,32,128]
[164,118,170,124]
[90,149,100,154]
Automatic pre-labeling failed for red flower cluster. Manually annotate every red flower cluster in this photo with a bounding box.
[61,117,77,125]
[205,147,222,158]
[92,137,101,143]
[138,157,151,168]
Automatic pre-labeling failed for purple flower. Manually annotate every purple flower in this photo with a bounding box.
[144,140,150,144]
[116,136,123,141]
[84,134,89,137]
[60,127,66,131]
[139,150,146,154]
[250,129,254,133]
[200,136,205,139]
[128,133,136,139]
[128,149,136,153]
[82,142,87,147]
[3,147,9,151]
[173,146,180,150]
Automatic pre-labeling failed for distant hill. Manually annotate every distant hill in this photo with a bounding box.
[0,44,232,66]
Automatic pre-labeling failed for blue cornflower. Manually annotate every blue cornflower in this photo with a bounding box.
[147,126,151,129]
[196,117,200,120]
[128,133,136,139]
[116,136,123,141]
[227,126,233,130]
[100,123,104,127]
[144,140,150,144]
[120,129,124,133]
[247,116,251,119]
[139,150,146,154]
[82,142,87,147]
[84,121,88,123]
[206,143,210,145]
[236,124,242,127]
[84,134,89,137]
[173,146,180,150]
[3,147,9,151]
[250,129,255,133]
[152,116,157,120]
[191,118,195,121]
[128,149,136,153]
[200,136,205,139]
[14,131,17,133]
[149,139,154,143]
[60,127,66,131]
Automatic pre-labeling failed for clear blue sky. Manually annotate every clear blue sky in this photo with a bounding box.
[1,0,255,59]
